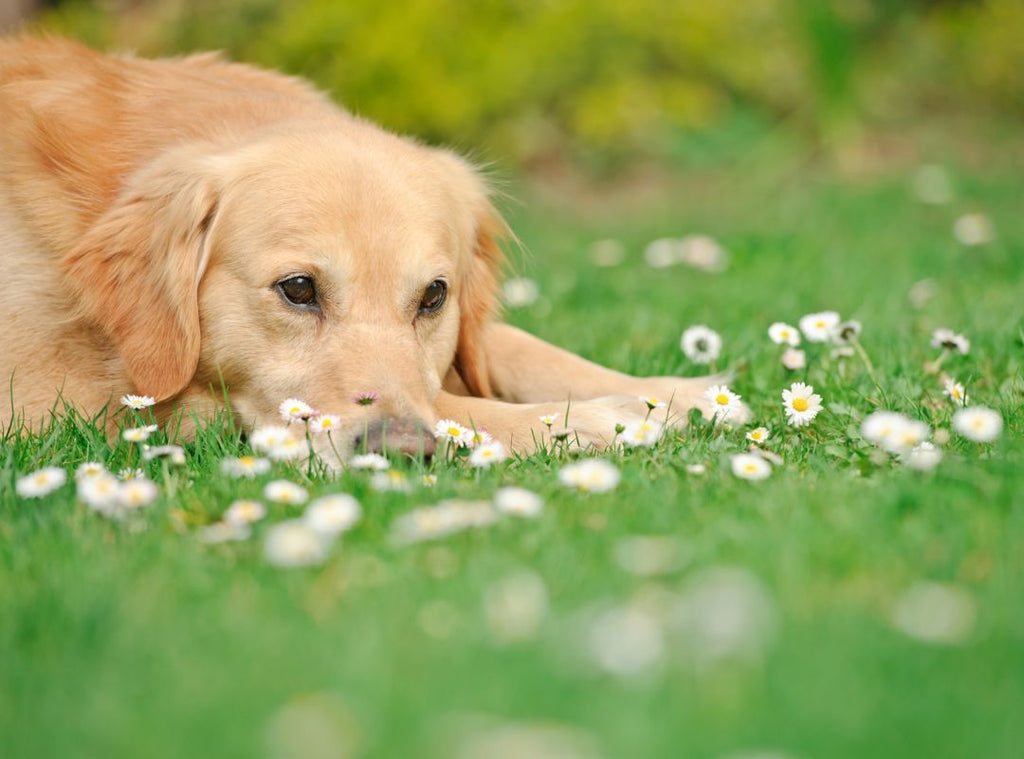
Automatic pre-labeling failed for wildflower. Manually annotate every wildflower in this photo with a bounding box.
[197,522,252,544]
[279,398,315,422]
[953,213,994,246]
[501,277,540,308]
[892,582,975,644]
[799,311,840,343]
[680,325,722,364]
[16,466,67,498]
[249,425,293,453]
[352,391,379,407]
[538,412,560,427]
[905,442,943,472]
[494,487,543,518]
[685,463,706,476]
[730,453,771,481]
[434,418,470,447]
[587,606,665,676]
[830,346,855,360]
[550,427,577,442]
[220,455,272,479]
[223,499,267,525]
[122,424,158,442]
[782,382,823,427]
[644,238,680,268]
[142,444,186,465]
[370,469,411,492]
[420,474,438,487]
[264,520,329,567]
[304,494,361,536]
[942,378,969,406]
[117,478,158,508]
[76,473,120,512]
[120,394,155,410]
[767,322,800,347]
[746,427,770,445]
[704,384,742,422]
[308,414,342,433]
[861,411,907,448]
[484,572,549,644]
[117,468,145,481]
[348,453,390,471]
[468,441,508,467]
[638,396,667,411]
[558,459,621,493]
[465,428,494,448]
[75,462,108,480]
[263,480,309,505]
[266,435,310,462]
[391,500,496,544]
[930,328,970,355]
[886,418,931,455]
[952,407,1003,443]
[679,235,728,273]
[781,348,806,370]
[830,320,862,345]
[620,419,663,447]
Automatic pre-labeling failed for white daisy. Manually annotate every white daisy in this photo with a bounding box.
[122,425,158,443]
[644,238,681,268]
[952,407,1003,443]
[861,411,908,448]
[799,311,840,343]
[942,378,969,406]
[76,472,121,512]
[308,414,342,434]
[493,487,543,518]
[75,462,108,480]
[197,522,252,544]
[15,466,67,498]
[680,325,722,364]
[420,474,438,487]
[620,419,663,448]
[117,478,158,508]
[538,412,560,427]
[303,494,362,536]
[249,425,293,453]
[746,427,770,445]
[370,469,411,492]
[781,347,806,370]
[638,396,667,410]
[266,435,310,463]
[685,463,707,476]
[704,384,742,422]
[142,445,186,465]
[116,468,145,481]
[223,499,267,525]
[782,382,823,427]
[558,459,621,493]
[501,277,540,308]
[433,419,470,447]
[767,322,801,347]
[468,441,508,467]
[830,346,856,360]
[830,320,862,345]
[264,520,329,568]
[679,234,728,273]
[263,480,309,505]
[953,212,994,246]
[905,442,943,472]
[465,428,494,448]
[730,453,772,481]
[348,453,391,471]
[930,328,970,355]
[220,455,272,479]
[120,394,156,410]
[391,501,497,545]
[892,582,975,644]
[279,398,315,422]
[885,418,931,455]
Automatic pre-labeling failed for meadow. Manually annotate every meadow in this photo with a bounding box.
[1,149,1021,759]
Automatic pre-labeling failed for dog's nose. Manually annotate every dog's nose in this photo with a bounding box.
[352,417,437,459]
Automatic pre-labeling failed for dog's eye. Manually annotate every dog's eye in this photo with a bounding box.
[418,279,448,315]
[277,276,317,308]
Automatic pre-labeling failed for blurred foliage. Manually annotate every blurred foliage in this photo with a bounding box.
[33,0,1024,172]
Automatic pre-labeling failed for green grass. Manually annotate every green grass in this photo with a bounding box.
[2,155,1022,759]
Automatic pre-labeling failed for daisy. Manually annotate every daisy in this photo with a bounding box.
[120,394,155,410]
[953,212,994,246]
[685,463,706,476]
[638,396,667,411]
[76,473,121,512]
[308,414,342,433]
[730,453,771,481]
[421,474,438,487]
[263,480,309,505]
[620,419,663,447]
[75,461,108,480]
[644,238,680,269]
[349,453,390,471]
[679,234,728,273]
[782,382,823,427]
[680,325,722,364]
[469,441,508,467]
[501,277,540,308]
[905,442,943,472]
[538,412,560,427]
[952,407,1003,443]
[16,466,67,498]
[746,427,770,445]
[799,311,840,343]
[352,391,380,407]
[304,494,362,536]
[122,424,158,442]
[197,522,252,544]
[942,379,969,406]
[220,455,272,479]
[279,398,315,422]
[117,478,158,508]
[930,328,970,355]
[781,347,806,370]
[830,320,862,345]
[861,410,907,447]
[558,459,621,493]
[249,425,293,453]
[370,469,411,492]
[142,445,186,465]
[434,419,470,447]
[223,499,267,525]
[767,322,801,347]
[266,435,310,462]
[885,418,931,455]
[494,487,543,518]
[465,428,494,448]
[117,468,145,481]
[704,384,742,422]
[264,520,329,567]
[830,346,855,360]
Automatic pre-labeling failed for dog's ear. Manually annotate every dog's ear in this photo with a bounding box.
[63,151,221,401]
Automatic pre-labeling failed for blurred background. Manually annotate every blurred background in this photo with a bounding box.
[4,0,1022,190]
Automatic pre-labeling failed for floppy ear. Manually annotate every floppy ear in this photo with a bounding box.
[453,195,507,398]
[63,151,221,401]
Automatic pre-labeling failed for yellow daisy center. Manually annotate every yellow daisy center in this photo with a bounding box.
[751,431,763,440]
[780,330,790,338]
[744,464,758,472]
[35,474,48,485]
[716,393,730,405]
[447,426,461,436]
[321,419,334,428]
[815,320,826,329]
[239,456,254,466]
[792,398,809,412]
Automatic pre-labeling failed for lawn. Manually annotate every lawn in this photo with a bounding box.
[1,151,1021,759]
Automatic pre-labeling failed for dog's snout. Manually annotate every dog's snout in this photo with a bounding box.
[353,417,437,459]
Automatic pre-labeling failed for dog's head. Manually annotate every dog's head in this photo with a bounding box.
[63,125,505,457]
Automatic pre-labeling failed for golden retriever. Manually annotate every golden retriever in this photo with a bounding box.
[0,36,724,459]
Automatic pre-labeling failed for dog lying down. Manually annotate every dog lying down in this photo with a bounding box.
[0,36,738,461]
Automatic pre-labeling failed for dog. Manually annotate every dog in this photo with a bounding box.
[0,36,725,459]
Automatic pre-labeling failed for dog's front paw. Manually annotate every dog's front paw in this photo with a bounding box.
[632,375,752,427]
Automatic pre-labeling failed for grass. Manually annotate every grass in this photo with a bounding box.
[1,152,1022,759]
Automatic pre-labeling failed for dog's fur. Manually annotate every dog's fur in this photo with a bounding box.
[0,36,721,456]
